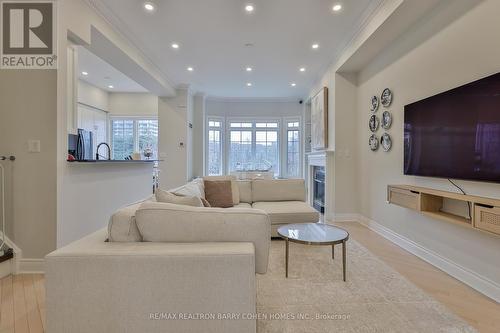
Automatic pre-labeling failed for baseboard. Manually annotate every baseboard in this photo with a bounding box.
[18,259,44,274]
[331,213,361,222]
[356,215,500,303]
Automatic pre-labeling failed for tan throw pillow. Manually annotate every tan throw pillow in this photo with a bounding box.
[155,189,203,207]
[204,180,234,208]
[203,176,239,204]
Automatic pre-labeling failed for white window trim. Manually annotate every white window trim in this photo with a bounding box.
[205,116,225,176]
[283,116,303,178]
[204,115,303,178]
[109,115,158,159]
[226,117,281,177]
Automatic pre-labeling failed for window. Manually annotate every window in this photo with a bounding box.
[286,121,301,178]
[204,117,301,178]
[111,117,158,160]
[207,119,223,175]
[229,121,279,175]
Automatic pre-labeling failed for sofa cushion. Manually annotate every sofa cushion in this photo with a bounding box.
[236,180,252,203]
[252,179,306,202]
[204,175,239,204]
[108,195,155,242]
[135,202,271,273]
[228,202,252,209]
[155,189,204,207]
[204,180,234,208]
[252,201,319,225]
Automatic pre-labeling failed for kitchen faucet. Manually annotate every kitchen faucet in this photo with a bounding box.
[96,142,111,160]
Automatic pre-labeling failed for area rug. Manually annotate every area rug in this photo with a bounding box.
[257,239,477,333]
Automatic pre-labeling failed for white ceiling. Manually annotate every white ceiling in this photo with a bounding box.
[91,0,382,98]
[77,45,148,92]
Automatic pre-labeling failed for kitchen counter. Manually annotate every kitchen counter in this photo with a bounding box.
[67,159,161,164]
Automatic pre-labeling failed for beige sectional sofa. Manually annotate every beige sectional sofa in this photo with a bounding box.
[45,178,318,333]
[233,179,320,236]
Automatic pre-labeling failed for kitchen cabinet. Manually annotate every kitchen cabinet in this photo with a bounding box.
[77,104,109,159]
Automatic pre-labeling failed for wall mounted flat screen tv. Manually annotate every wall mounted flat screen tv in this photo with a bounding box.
[404,72,500,183]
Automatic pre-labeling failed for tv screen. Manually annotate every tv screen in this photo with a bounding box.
[404,72,500,183]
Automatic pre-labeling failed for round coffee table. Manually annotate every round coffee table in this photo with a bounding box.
[277,223,349,281]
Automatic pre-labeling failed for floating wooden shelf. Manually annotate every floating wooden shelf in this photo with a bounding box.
[387,185,500,237]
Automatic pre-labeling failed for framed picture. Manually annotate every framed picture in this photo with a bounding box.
[311,87,328,150]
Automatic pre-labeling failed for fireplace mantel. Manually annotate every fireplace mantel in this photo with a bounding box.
[307,151,329,167]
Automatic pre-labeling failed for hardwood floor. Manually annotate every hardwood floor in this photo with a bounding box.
[0,274,45,333]
[0,223,498,332]
[331,221,500,333]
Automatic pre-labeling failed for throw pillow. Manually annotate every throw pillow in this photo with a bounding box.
[155,189,203,207]
[203,175,239,204]
[204,180,234,208]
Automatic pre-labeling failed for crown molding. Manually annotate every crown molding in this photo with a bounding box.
[205,96,301,103]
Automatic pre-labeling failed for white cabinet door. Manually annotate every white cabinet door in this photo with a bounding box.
[77,104,108,159]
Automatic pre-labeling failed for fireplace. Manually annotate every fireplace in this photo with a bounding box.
[307,152,327,216]
[312,166,325,213]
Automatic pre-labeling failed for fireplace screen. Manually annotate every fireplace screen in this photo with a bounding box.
[312,166,325,214]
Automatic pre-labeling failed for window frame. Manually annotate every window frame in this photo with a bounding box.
[283,117,303,178]
[109,115,158,160]
[205,116,225,176]
[225,117,281,177]
[203,115,303,178]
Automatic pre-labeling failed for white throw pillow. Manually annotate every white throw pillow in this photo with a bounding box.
[155,189,203,207]
[170,179,205,198]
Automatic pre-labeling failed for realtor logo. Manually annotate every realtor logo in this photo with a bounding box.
[1,1,57,69]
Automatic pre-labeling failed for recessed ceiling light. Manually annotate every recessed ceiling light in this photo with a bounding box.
[247,82,253,87]
[187,67,194,71]
[81,71,88,76]
[144,2,155,11]
[171,43,179,49]
[299,67,306,72]
[332,4,342,12]
[312,43,319,49]
[246,67,252,72]
[108,85,114,89]
[291,83,297,87]
[245,4,254,12]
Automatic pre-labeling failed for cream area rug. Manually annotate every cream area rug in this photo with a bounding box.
[257,239,476,333]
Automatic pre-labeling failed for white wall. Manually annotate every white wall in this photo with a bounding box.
[158,88,192,189]
[192,94,206,178]
[78,80,109,111]
[0,70,57,259]
[354,0,500,287]
[206,99,303,118]
[108,92,158,116]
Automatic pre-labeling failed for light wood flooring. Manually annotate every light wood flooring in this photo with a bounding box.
[0,222,498,332]
[0,274,45,333]
[331,221,500,333]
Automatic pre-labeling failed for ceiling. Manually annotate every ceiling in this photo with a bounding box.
[77,45,148,92]
[91,0,382,98]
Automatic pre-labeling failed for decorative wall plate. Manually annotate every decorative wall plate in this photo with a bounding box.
[370,95,379,112]
[381,88,393,107]
[381,133,392,151]
[369,134,379,151]
[382,111,392,129]
[369,114,380,132]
